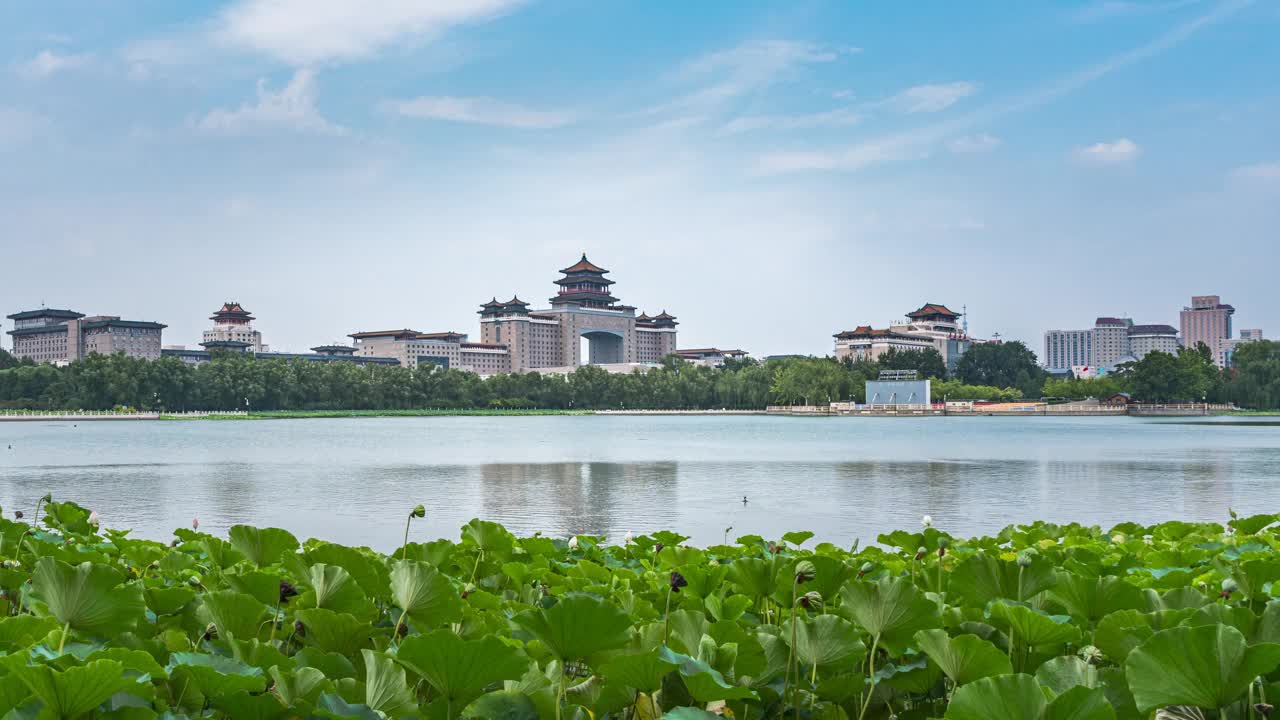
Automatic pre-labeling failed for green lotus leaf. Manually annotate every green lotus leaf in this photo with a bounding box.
[782,614,866,669]
[225,569,286,606]
[950,552,1057,606]
[511,592,632,661]
[303,563,370,616]
[1049,572,1146,623]
[143,585,196,616]
[944,673,1046,720]
[395,628,529,708]
[726,556,784,599]
[269,665,329,707]
[295,608,372,656]
[1093,608,1194,663]
[165,652,266,703]
[390,559,463,630]
[704,593,753,623]
[803,554,855,607]
[295,647,357,679]
[361,649,416,719]
[305,542,390,599]
[1035,656,1092,698]
[1125,623,1280,712]
[600,649,679,692]
[84,647,167,679]
[14,658,135,719]
[839,576,941,654]
[0,675,30,717]
[31,557,145,639]
[1043,685,1117,720]
[661,709,721,720]
[656,646,756,702]
[988,601,1081,647]
[200,589,267,642]
[1228,513,1277,535]
[461,518,516,558]
[461,690,540,720]
[315,692,384,720]
[211,689,289,720]
[0,615,61,652]
[782,531,814,547]
[914,629,1012,685]
[228,525,300,567]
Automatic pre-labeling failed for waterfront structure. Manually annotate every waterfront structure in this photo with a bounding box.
[1180,295,1235,368]
[1043,329,1093,373]
[6,308,165,364]
[203,302,267,352]
[162,342,398,366]
[835,303,972,371]
[865,370,932,406]
[1127,324,1180,360]
[675,348,749,368]
[352,255,678,376]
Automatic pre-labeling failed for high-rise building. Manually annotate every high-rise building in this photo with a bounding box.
[1091,317,1134,369]
[6,308,165,364]
[1180,295,1235,368]
[1127,324,1180,360]
[835,303,974,372]
[1043,329,1092,372]
[1240,329,1264,341]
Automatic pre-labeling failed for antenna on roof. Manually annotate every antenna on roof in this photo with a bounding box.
[962,305,968,335]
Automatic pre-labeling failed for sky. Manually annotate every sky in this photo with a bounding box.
[1,0,1277,358]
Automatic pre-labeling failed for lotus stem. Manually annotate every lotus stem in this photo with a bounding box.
[57,622,69,654]
[662,586,674,645]
[857,635,880,720]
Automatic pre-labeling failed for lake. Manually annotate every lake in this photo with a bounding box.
[1,415,1276,550]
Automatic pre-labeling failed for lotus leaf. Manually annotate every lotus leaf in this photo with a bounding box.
[228,525,300,567]
[461,690,540,720]
[782,614,866,669]
[396,629,529,710]
[988,601,1081,647]
[1125,623,1280,712]
[512,592,632,661]
[840,575,941,654]
[361,649,416,718]
[914,629,1012,685]
[14,658,135,719]
[31,557,145,638]
[390,559,463,629]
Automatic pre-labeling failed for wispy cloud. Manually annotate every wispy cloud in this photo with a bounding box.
[947,134,1002,153]
[196,69,346,135]
[1074,138,1142,165]
[1071,0,1205,23]
[752,0,1250,175]
[215,0,525,65]
[388,96,575,129]
[721,108,861,135]
[0,108,45,149]
[1231,161,1280,181]
[885,81,978,113]
[14,49,92,78]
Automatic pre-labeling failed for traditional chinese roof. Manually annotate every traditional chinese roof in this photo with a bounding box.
[835,326,926,341]
[6,308,84,321]
[200,339,251,350]
[906,303,960,320]
[1128,324,1178,335]
[677,348,748,357]
[211,302,254,322]
[81,319,167,331]
[310,345,357,355]
[636,312,651,321]
[653,311,676,320]
[416,332,466,342]
[349,329,421,340]
[559,253,608,274]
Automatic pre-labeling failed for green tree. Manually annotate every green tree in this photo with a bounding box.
[877,347,947,379]
[954,341,1047,399]
[1224,340,1280,409]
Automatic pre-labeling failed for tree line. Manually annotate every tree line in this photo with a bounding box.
[0,339,1276,411]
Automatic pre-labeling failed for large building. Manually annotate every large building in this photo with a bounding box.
[1127,324,1180,360]
[203,302,268,352]
[1043,316,1180,373]
[351,255,678,375]
[835,303,973,372]
[6,308,165,364]
[1180,295,1235,368]
[1091,317,1134,369]
[1043,329,1092,373]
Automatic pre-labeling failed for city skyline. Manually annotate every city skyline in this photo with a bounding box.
[2,1,1276,357]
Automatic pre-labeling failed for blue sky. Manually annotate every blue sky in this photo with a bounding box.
[2,0,1276,357]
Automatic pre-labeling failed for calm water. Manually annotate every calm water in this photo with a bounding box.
[0,416,1276,550]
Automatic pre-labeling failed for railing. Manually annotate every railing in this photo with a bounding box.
[0,410,249,420]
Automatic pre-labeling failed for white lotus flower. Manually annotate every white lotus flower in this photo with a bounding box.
[624,530,634,545]
[88,510,100,527]
[568,536,579,550]
[921,515,933,529]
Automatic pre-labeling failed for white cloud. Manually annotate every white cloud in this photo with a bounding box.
[721,108,862,134]
[1231,162,1280,181]
[216,0,525,65]
[15,50,92,78]
[196,69,346,135]
[754,134,924,175]
[1072,0,1204,23]
[947,134,1002,153]
[1074,138,1142,165]
[886,81,978,113]
[388,96,574,129]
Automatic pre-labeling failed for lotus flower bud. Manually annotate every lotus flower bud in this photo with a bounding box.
[624,530,634,545]
[921,515,933,529]
[1016,552,1034,569]
[794,560,816,584]
[1110,533,1125,543]
[1221,578,1239,598]
[202,623,218,641]
[654,543,664,554]
[411,505,426,519]
[40,493,51,503]
[1255,703,1274,718]
[278,580,298,604]
[798,591,823,610]
[461,582,476,599]
[396,622,408,639]
[914,547,927,561]
[192,516,199,530]
[937,537,950,558]
[709,559,720,566]
[1079,645,1103,665]
[187,575,202,587]
[669,571,688,593]
[568,536,579,550]
[293,620,306,637]
[858,562,874,579]
[88,510,100,528]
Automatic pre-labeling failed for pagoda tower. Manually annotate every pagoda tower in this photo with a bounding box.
[203,301,266,352]
[550,254,618,308]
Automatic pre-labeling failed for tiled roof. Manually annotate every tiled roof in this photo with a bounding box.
[906,303,960,319]
[559,253,608,274]
[1128,324,1178,335]
[348,329,421,339]
[6,308,84,321]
